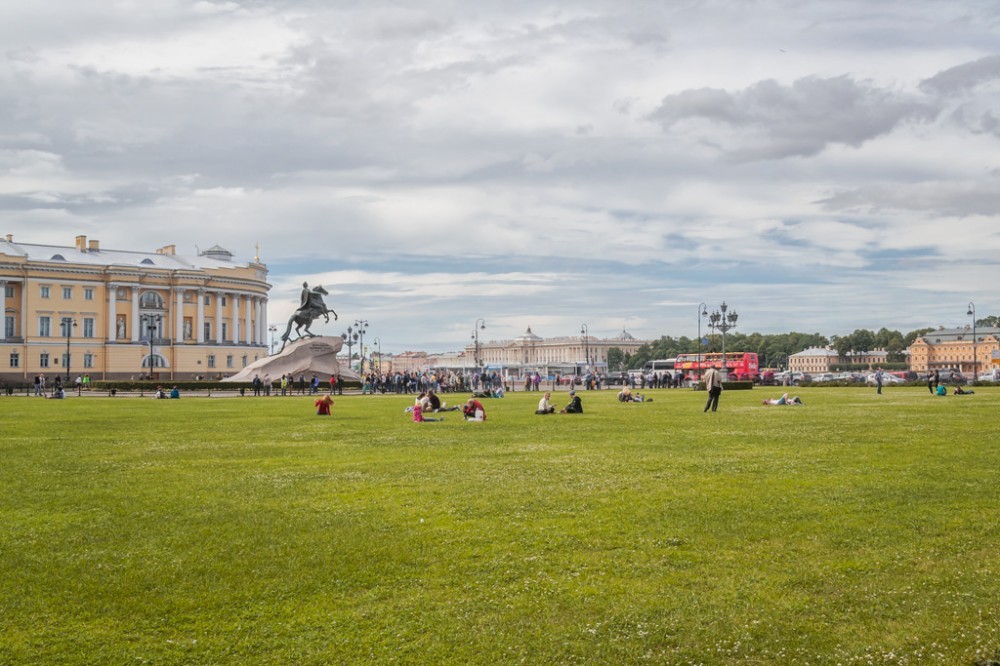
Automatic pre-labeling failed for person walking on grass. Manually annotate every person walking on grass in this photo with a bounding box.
[703,364,723,413]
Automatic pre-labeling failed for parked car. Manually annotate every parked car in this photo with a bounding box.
[866,372,903,385]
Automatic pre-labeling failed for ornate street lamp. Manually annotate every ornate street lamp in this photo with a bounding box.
[374,336,382,372]
[61,317,77,383]
[268,324,278,354]
[145,314,163,380]
[708,302,739,379]
[967,302,977,381]
[696,302,708,380]
[472,319,486,369]
[353,319,369,375]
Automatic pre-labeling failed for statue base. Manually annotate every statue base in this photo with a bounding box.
[223,336,360,383]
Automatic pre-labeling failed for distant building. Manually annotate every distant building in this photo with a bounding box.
[469,327,648,374]
[788,346,889,374]
[1,234,270,381]
[907,326,1000,377]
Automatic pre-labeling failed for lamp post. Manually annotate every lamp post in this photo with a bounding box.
[353,319,369,375]
[696,302,707,381]
[580,323,591,372]
[61,317,77,383]
[341,325,358,372]
[374,337,382,372]
[268,324,278,354]
[472,318,486,369]
[708,302,739,379]
[967,301,977,381]
[145,314,163,380]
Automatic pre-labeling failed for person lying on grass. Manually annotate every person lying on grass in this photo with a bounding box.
[762,393,803,406]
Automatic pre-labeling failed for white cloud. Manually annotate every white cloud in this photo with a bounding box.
[2,1,1000,351]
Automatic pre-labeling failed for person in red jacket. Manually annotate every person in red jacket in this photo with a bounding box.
[314,392,334,415]
[463,398,487,421]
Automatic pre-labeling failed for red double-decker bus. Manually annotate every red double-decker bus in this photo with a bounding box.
[675,352,759,380]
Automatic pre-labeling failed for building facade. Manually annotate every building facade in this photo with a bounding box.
[1,235,270,381]
[468,327,648,374]
[788,347,889,374]
[907,326,1000,377]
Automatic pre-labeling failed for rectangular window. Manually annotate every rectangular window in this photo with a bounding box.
[83,318,95,338]
[40,352,49,368]
[222,296,228,307]
[84,353,94,369]
[40,286,50,299]
[84,288,94,300]
[204,322,212,341]
[204,294,211,306]
[9,351,19,368]
[39,316,51,337]
[4,315,13,338]
[207,355,216,368]
[226,355,234,368]
[62,352,69,368]
[62,287,72,299]
[222,322,229,341]
[4,285,13,297]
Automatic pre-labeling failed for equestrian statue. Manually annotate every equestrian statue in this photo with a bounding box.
[278,282,338,352]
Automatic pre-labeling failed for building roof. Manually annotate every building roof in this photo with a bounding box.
[790,347,840,358]
[914,327,1000,344]
[0,236,255,272]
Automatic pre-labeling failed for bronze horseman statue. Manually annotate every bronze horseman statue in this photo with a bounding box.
[277,282,338,352]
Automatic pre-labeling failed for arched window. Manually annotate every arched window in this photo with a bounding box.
[140,291,165,309]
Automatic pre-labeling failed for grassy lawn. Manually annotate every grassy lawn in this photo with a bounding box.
[2,386,999,664]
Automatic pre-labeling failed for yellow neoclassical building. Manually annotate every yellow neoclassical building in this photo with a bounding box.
[907,326,1000,378]
[1,234,270,381]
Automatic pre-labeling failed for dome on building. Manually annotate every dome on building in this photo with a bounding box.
[199,245,233,261]
[514,327,543,343]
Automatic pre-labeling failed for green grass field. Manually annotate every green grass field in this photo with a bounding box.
[2,386,999,665]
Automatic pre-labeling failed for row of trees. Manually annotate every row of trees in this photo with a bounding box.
[607,317,998,372]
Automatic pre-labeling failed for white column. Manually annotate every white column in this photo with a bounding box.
[107,283,117,342]
[131,287,140,342]
[197,289,205,343]
[244,295,252,344]
[215,291,223,343]
[175,288,184,343]
[0,280,6,340]
[261,299,268,346]
[256,299,264,345]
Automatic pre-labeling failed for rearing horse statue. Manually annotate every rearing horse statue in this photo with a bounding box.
[278,283,338,353]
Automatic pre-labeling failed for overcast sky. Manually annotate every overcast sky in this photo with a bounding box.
[2,1,999,353]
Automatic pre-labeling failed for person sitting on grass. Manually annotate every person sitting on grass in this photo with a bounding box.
[935,384,947,396]
[315,392,334,415]
[762,393,803,405]
[463,398,487,421]
[561,390,583,414]
[536,391,555,414]
[427,390,460,412]
[954,386,975,395]
[169,386,180,399]
[413,399,443,422]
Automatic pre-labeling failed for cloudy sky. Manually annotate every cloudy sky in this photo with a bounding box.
[2,1,999,353]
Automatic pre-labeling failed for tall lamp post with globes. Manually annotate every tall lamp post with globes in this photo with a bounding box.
[268,324,278,355]
[472,319,486,369]
[967,301,977,381]
[145,314,163,380]
[61,317,77,383]
[341,325,358,372]
[696,302,708,382]
[353,319,369,375]
[580,323,590,372]
[708,302,739,379]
